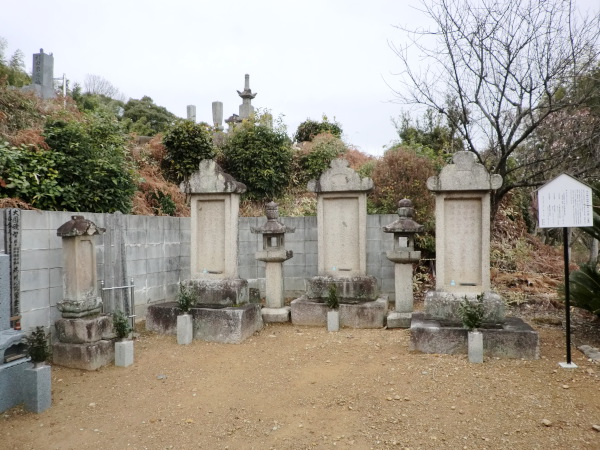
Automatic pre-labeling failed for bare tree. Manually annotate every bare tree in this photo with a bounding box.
[83,74,125,101]
[391,0,600,218]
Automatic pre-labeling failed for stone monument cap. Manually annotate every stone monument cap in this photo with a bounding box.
[180,159,247,194]
[57,216,105,237]
[307,158,374,193]
[427,151,502,192]
[382,199,424,234]
[251,202,295,235]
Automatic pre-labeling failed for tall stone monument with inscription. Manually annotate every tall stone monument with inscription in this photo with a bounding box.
[22,49,56,99]
[411,151,539,359]
[290,159,387,328]
[146,160,263,343]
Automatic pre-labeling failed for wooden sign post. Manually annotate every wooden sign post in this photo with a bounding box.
[537,174,593,368]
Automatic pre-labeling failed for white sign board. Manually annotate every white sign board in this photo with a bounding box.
[537,174,593,228]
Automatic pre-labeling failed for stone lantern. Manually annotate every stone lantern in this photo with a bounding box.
[251,202,294,322]
[383,199,424,328]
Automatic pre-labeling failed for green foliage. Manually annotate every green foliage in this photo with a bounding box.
[41,113,136,213]
[147,190,177,216]
[457,295,485,330]
[26,326,50,363]
[121,96,176,136]
[221,119,292,200]
[0,83,43,137]
[297,133,347,184]
[0,39,31,88]
[294,116,342,142]
[568,264,600,317]
[177,283,195,314]
[0,142,65,209]
[162,120,215,182]
[326,285,339,310]
[112,310,132,339]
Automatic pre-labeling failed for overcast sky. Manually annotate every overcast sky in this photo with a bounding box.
[2,0,599,156]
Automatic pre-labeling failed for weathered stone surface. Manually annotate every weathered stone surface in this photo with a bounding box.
[184,278,249,306]
[52,340,114,370]
[410,312,539,360]
[54,316,114,344]
[387,312,412,329]
[468,330,484,363]
[115,339,133,367]
[261,307,290,323]
[290,296,386,328]
[193,304,263,344]
[424,291,505,324]
[426,151,503,192]
[177,314,193,345]
[305,276,378,302]
[327,310,340,332]
[22,364,51,413]
[181,160,246,194]
[146,302,180,335]
[308,158,373,193]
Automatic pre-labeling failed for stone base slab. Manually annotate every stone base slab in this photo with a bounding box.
[290,296,386,328]
[52,340,114,370]
[146,302,263,344]
[305,276,378,301]
[184,278,249,306]
[387,312,412,329]
[261,307,290,323]
[54,315,114,344]
[424,290,505,324]
[410,312,539,360]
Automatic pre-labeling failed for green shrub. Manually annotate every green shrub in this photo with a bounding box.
[0,142,65,209]
[221,119,292,200]
[568,264,600,317]
[162,120,215,182]
[177,283,195,313]
[112,310,132,339]
[26,326,50,364]
[326,285,339,310]
[42,113,136,213]
[298,133,346,184]
[457,295,485,330]
[294,116,342,142]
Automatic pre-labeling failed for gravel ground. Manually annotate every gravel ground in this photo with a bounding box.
[2,311,600,450]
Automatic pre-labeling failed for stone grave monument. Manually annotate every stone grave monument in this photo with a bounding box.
[22,49,56,99]
[410,151,539,359]
[146,160,263,343]
[237,74,256,119]
[52,216,115,370]
[383,199,423,328]
[291,159,387,328]
[251,202,295,323]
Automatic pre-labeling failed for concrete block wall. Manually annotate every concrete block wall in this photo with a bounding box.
[2,210,400,331]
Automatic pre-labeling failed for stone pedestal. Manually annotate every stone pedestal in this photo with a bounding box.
[468,331,484,363]
[115,339,133,367]
[52,316,115,370]
[177,314,193,345]
[22,363,51,413]
[327,310,340,332]
[291,296,387,328]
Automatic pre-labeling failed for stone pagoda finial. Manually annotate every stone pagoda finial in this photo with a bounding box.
[237,74,257,119]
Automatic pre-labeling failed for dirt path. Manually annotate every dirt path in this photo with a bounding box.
[2,317,600,449]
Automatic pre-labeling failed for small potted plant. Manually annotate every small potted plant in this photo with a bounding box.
[177,283,194,345]
[26,326,50,368]
[113,310,133,367]
[326,284,340,332]
[458,295,485,363]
